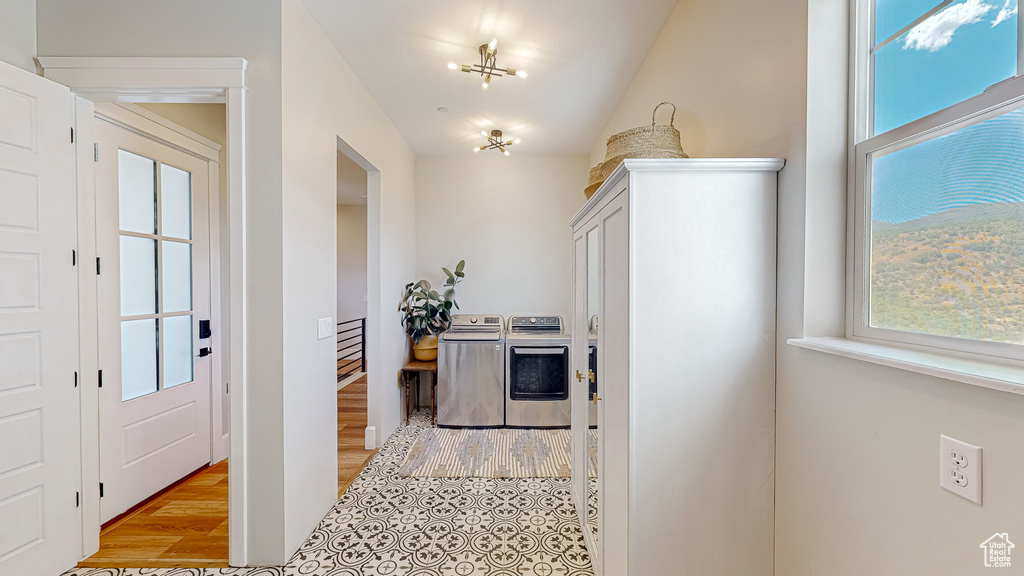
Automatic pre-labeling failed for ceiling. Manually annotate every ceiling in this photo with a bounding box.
[301,0,679,156]
[337,149,367,205]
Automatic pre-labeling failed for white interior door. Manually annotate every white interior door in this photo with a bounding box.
[95,119,212,523]
[0,61,81,575]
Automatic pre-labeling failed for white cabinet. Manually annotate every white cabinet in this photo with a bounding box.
[570,159,783,576]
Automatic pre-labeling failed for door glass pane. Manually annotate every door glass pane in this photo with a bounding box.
[118,149,156,234]
[162,240,192,313]
[163,315,193,388]
[869,106,1024,344]
[119,236,157,316]
[873,1,1017,135]
[121,319,158,401]
[161,163,192,240]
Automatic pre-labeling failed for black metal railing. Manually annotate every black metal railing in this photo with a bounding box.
[337,317,366,382]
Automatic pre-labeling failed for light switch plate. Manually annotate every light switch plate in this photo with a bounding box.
[317,317,333,340]
[939,434,982,505]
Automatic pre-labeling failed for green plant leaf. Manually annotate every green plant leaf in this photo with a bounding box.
[456,260,465,273]
[444,300,453,310]
[453,300,460,310]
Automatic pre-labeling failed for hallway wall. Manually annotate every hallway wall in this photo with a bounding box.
[336,203,367,325]
[280,0,416,554]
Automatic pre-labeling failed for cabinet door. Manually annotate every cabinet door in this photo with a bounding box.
[597,191,629,575]
[571,218,600,569]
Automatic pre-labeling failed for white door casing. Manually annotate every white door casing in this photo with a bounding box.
[94,118,212,523]
[0,60,82,575]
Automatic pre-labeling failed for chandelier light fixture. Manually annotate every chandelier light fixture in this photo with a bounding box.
[447,38,528,91]
[473,129,520,156]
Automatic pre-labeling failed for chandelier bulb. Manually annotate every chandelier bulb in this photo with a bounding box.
[481,131,489,138]
[504,150,510,156]
[447,62,458,71]
[513,138,521,144]
[516,69,529,79]
[488,37,498,52]
[473,147,481,152]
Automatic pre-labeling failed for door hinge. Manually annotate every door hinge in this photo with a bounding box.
[96,257,101,275]
[74,371,78,388]
[99,483,104,498]
[97,369,103,388]
[94,143,99,162]
[225,382,229,394]
[71,127,74,143]
[76,491,80,508]
[72,249,77,266]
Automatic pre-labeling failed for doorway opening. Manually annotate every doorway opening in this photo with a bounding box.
[78,102,231,568]
[335,145,375,496]
[336,148,368,389]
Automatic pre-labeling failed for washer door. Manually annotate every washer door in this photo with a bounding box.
[508,347,569,401]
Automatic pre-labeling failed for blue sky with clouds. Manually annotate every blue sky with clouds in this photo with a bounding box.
[872,0,1023,224]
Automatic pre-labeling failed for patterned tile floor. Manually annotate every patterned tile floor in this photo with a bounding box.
[63,410,593,576]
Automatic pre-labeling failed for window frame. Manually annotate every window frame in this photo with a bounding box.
[848,0,1024,361]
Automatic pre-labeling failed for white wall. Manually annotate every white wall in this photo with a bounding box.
[337,204,367,324]
[415,154,587,322]
[281,0,416,554]
[595,1,1024,575]
[37,0,290,563]
[0,0,36,72]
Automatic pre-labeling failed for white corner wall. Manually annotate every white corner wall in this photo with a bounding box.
[593,1,1024,575]
[281,0,416,555]
[0,0,36,72]
[337,204,368,324]
[414,154,587,322]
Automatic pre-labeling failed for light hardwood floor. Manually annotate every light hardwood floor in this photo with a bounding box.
[78,375,374,568]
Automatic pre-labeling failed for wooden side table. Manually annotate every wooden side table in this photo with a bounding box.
[400,360,437,426]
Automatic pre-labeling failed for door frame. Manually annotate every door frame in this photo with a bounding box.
[38,57,249,567]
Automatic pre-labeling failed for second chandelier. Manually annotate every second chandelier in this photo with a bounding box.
[473,130,520,156]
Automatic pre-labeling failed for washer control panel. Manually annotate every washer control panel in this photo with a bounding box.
[509,316,562,329]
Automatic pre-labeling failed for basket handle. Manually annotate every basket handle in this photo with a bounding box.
[651,102,676,127]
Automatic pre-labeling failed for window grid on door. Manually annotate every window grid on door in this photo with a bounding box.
[118,149,194,402]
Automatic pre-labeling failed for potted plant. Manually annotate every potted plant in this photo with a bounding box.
[399,260,466,361]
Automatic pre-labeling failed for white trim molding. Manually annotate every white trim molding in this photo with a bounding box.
[49,56,249,567]
[38,57,247,103]
[789,337,1024,396]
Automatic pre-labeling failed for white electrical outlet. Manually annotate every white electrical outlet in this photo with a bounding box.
[939,434,982,505]
[317,317,333,340]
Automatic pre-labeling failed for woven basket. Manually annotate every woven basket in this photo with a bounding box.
[601,102,688,180]
[584,162,604,199]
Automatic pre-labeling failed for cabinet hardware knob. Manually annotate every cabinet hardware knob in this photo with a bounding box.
[589,369,595,383]
[576,370,584,382]
[593,394,602,405]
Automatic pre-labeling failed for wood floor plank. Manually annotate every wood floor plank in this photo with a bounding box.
[80,374,373,568]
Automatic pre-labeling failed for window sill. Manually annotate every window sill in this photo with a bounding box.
[787,337,1024,397]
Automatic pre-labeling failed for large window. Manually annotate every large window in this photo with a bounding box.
[852,0,1024,357]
